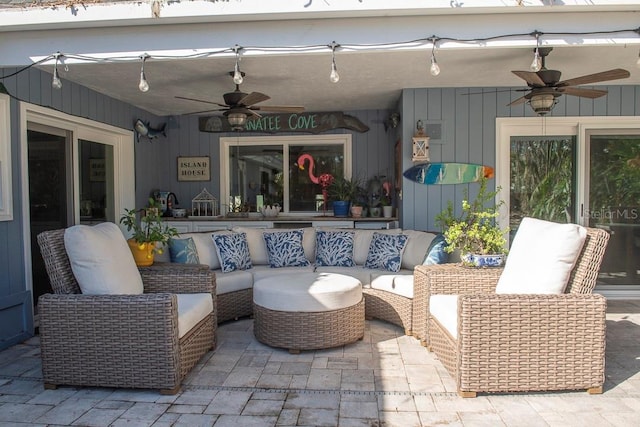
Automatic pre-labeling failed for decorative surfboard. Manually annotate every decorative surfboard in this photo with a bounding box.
[403,162,494,185]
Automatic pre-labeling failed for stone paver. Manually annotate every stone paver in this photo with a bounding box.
[0,302,638,426]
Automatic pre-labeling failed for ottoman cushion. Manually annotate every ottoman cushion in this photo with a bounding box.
[253,272,362,312]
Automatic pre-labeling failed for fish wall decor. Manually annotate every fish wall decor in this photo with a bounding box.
[134,119,166,142]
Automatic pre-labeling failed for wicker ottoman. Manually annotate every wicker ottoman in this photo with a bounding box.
[253,272,365,353]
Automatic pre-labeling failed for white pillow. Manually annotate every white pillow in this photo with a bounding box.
[64,222,144,295]
[495,217,587,295]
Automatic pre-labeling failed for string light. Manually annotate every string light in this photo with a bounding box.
[329,41,340,83]
[530,32,542,72]
[51,52,62,89]
[429,37,440,77]
[636,50,640,68]
[233,45,243,85]
[5,26,638,90]
[138,53,150,92]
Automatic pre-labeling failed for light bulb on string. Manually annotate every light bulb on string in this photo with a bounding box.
[530,32,542,72]
[329,41,340,83]
[636,50,640,68]
[429,55,440,76]
[52,53,62,89]
[233,46,244,85]
[429,38,440,76]
[138,54,150,92]
[530,48,542,72]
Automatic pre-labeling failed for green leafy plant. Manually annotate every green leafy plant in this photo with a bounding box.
[119,198,178,252]
[435,177,509,256]
[328,176,363,202]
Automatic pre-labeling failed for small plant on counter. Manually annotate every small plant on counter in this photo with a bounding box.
[119,198,178,254]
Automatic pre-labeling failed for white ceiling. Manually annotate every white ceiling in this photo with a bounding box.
[39,44,640,118]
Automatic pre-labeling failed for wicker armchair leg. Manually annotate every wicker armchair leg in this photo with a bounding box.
[44,383,58,390]
[458,391,477,398]
[160,385,182,395]
[588,386,603,395]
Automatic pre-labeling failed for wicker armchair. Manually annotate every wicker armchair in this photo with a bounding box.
[413,225,610,397]
[37,229,217,395]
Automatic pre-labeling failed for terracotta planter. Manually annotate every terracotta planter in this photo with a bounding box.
[350,205,363,218]
[127,239,155,267]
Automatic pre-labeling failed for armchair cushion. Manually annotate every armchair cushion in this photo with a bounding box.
[64,222,143,295]
[496,217,587,295]
[429,294,459,338]
[176,293,214,338]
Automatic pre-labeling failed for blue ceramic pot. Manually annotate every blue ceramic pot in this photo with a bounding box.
[462,253,505,268]
[332,200,350,217]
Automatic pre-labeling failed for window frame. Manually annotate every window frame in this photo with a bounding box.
[220,134,352,215]
[0,94,11,221]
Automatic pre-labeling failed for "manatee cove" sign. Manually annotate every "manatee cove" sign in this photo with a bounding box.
[199,112,369,134]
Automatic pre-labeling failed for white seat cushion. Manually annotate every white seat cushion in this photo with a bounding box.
[64,222,143,295]
[253,272,362,312]
[315,266,373,286]
[495,217,587,295]
[176,293,213,338]
[370,272,414,299]
[429,294,459,339]
[215,269,254,295]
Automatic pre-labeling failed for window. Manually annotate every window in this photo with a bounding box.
[220,135,352,214]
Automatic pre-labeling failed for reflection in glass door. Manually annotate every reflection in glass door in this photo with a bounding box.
[27,125,72,303]
[587,133,640,286]
[79,140,115,224]
[509,135,577,237]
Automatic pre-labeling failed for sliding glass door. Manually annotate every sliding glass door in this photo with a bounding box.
[586,131,640,286]
[498,118,640,295]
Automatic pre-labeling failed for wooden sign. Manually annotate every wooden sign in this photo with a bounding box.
[199,112,369,134]
[89,159,106,182]
[177,156,210,181]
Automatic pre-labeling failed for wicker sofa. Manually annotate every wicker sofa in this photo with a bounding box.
[413,220,610,397]
[157,227,444,335]
[37,227,217,395]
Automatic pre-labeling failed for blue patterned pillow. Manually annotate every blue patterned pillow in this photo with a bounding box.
[263,229,310,268]
[169,237,200,264]
[212,232,253,273]
[423,233,449,265]
[315,230,355,267]
[364,232,409,272]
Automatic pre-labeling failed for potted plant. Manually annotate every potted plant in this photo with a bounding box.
[435,177,509,267]
[119,197,178,266]
[328,176,362,217]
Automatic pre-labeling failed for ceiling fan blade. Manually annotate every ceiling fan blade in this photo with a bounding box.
[557,68,630,87]
[252,105,305,113]
[559,87,608,99]
[238,92,270,107]
[512,70,546,87]
[186,108,227,115]
[507,95,528,106]
[175,95,227,107]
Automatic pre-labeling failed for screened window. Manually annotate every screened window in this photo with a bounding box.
[220,135,352,214]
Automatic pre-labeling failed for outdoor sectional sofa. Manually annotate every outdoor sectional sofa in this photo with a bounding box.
[156,226,447,335]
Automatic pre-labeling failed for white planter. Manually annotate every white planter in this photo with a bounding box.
[382,206,393,218]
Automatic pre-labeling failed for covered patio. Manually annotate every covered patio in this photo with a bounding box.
[1,300,639,426]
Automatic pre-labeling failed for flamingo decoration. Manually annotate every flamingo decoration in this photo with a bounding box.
[297,154,334,215]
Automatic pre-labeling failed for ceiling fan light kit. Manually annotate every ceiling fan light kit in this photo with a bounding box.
[529,93,556,115]
[510,47,630,116]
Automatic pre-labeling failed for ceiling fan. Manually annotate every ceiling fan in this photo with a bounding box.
[176,72,304,130]
[509,47,630,115]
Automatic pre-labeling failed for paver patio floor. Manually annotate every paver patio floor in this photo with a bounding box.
[1,300,639,426]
